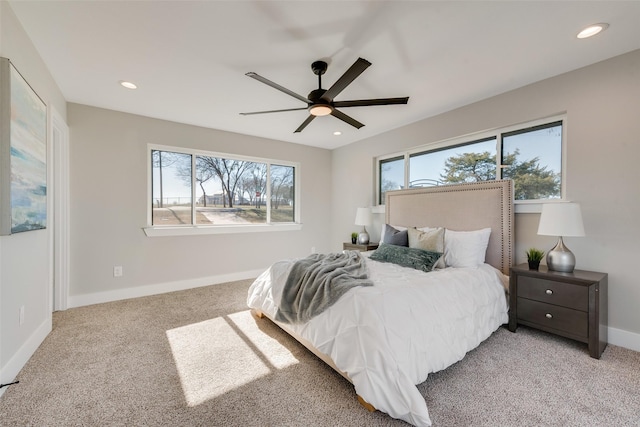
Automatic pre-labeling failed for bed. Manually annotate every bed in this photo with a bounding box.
[247,180,514,426]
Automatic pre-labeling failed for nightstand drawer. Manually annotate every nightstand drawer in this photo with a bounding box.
[518,276,588,311]
[517,298,588,338]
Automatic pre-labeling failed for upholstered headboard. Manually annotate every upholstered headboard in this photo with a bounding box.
[385,180,514,275]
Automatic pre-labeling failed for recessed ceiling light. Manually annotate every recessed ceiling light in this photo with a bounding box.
[577,23,609,39]
[333,131,342,136]
[119,80,137,89]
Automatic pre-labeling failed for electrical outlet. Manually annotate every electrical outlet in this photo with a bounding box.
[113,266,123,277]
[311,247,316,254]
[19,306,25,326]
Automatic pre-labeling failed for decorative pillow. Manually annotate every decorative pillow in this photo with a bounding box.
[379,223,407,243]
[408,227,445,269]
[382,224,408,246]
[444,228,492,268]
[369,243,442,272]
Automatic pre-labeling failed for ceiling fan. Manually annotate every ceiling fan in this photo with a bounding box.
[240,57,409,133]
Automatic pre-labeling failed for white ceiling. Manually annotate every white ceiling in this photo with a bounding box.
[8,1,640,150]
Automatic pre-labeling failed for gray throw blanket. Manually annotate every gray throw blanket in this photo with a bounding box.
[275,251,373,324]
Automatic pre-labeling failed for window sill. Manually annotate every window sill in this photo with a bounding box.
[143,223,302,237]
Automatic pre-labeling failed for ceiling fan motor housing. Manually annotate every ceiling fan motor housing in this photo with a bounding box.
[308,88,328,104]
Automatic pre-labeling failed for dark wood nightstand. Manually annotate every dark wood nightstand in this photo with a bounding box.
[343,242,379,252]
[509,264,608,358]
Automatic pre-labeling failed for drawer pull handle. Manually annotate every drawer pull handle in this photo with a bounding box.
[545,313,553,319]
[545,289,553,295]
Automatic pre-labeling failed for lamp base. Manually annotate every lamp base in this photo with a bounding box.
[546,236,576,273]
[358,228,370,245]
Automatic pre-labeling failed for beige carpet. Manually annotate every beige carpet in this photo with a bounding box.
[1,279,639,426]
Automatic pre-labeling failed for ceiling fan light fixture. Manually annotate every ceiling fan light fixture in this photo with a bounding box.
[309,104,333,116]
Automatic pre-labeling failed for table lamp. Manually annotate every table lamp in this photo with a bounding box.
[355,207,372,245]
[537,202,585,273]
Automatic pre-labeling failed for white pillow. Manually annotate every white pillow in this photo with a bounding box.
[444,228,491,268]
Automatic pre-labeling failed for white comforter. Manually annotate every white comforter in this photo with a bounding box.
[247,255,509,426]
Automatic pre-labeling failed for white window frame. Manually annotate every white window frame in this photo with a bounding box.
[144,144,301,237]
[376,114,567,213]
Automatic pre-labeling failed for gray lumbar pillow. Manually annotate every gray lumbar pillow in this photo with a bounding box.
[370,243,442,272]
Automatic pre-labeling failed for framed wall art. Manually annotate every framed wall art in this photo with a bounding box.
[0,57,47,235]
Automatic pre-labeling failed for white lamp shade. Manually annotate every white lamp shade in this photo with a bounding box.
[355,207,372,226]
[537,203,585,237]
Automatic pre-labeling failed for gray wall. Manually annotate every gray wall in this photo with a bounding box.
[0,2,66,387]
[331,49,640,348]
[68,104,332,302]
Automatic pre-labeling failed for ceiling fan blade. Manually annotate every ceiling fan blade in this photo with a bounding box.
[331,109,364,129]
[333,97,409,108]
[246,72,309,104]
[240,107,308,116]
[294,115,316,133]
[321,57,371,102]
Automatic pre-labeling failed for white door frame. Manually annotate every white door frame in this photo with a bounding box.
[49,106,69,311]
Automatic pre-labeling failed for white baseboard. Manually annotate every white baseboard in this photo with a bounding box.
[608,326,640,353]
[67,269,265,309]
[0,316,52,398]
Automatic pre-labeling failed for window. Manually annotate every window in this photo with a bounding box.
[501,121,562,200]
[379,156,405,203]
[377,116,565,207]
[148,146,300,236]
[152,150,193,225]
[270,164,295,223]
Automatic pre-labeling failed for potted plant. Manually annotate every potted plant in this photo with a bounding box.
[526,248,545,270]
[351,232,358,244]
